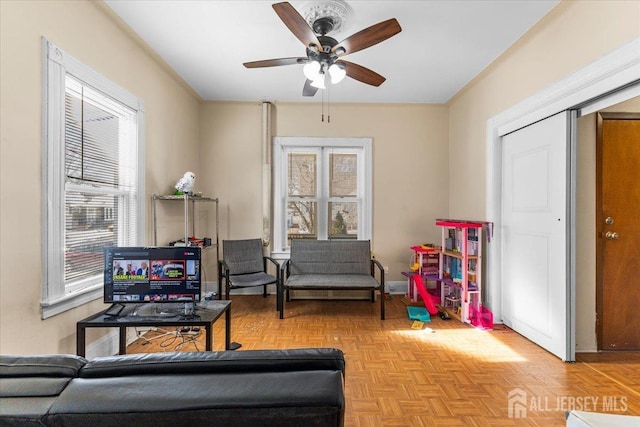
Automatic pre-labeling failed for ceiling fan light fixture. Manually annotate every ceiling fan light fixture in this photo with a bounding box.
[329,63,346,84]
[310,72,326,89]
[303,60,321,80]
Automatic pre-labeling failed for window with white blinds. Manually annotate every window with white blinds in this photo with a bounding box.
[42,39,145,318]
[63,76,139,293]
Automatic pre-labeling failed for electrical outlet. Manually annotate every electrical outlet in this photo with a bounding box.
[383,266,389,272]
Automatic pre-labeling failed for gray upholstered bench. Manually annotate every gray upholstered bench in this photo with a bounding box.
[279,240,385,320]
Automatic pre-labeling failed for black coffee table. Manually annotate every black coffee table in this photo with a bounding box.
[76,300,232,357]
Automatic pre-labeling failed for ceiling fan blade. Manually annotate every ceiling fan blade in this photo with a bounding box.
[303,79,319,97]
[338,60,386,87]
[243,57,307,68]
[272,2,321,50]
[332,18,401,56]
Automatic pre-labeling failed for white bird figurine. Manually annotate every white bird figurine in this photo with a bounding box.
[174,171,196,195]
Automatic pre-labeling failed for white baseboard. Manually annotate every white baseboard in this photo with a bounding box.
[386,280,408,294]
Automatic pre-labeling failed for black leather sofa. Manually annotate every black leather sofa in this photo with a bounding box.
[0,348,345,427]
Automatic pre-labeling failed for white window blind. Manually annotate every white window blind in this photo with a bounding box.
[63,76,139,292]
[42,38,145,318]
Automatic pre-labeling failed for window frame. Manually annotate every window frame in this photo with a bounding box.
[272,137,372,257]
[41,38,145,319]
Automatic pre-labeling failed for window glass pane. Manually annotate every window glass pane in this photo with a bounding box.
[65,82,125,187]
[65,90,83,180]
[328,202,358,239]
[287,201,317,244]
[64,190,118,284]
[79,100,119,185]
[288,153,316,197]
[330,153,357,197]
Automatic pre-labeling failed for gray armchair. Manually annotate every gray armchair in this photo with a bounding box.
[218,239,280,305]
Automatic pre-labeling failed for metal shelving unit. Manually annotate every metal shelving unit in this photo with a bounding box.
[151,194,219,262]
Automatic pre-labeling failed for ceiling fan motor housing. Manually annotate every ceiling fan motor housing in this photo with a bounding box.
[307,35,339,65]
[312,17,334,36]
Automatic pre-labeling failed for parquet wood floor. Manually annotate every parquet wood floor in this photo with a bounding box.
[127,295,640,426]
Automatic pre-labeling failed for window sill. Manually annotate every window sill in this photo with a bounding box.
[41,284,103,319]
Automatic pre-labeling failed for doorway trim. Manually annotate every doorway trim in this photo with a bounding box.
[486,38,640,325]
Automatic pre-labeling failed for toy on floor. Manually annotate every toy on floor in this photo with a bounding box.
[438,310,451,320]
[410,274,439,316]
[407,306,431,322]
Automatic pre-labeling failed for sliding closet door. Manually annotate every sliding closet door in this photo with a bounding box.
[501,111,574,362]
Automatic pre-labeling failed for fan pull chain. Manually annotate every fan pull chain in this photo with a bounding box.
[321,86,325,122]
[327,84,331,123]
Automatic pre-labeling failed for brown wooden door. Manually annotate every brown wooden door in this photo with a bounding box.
[596,113,640,350]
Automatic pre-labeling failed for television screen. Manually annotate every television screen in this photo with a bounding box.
[104,246,201,304]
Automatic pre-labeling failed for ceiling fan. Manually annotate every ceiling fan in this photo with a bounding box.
[243,1,402,97]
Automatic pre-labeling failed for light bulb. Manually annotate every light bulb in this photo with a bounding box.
[329,63,346,84]
[310,72,326,89]
[303,61,321,81]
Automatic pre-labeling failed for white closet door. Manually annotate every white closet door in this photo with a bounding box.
[501,111,573,361]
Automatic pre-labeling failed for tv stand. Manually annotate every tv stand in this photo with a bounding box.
[76,300,232,356]
[131,303,181,318]
[104,303,125,317]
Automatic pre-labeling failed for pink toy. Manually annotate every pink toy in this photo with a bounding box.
[411,274,439,316]
[469,304,493,330]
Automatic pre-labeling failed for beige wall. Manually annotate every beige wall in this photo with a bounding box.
[0,1,201,354]
[448,0,639,218]
[200,102,450,281]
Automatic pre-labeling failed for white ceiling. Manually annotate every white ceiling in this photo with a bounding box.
[104,0,559,104]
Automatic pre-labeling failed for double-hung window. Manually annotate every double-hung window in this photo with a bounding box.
[272,137,371,256]
[41,39,145,318]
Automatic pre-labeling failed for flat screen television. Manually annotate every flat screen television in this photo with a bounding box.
[104,246,201,304]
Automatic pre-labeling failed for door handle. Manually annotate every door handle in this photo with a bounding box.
[605,231,619,240]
